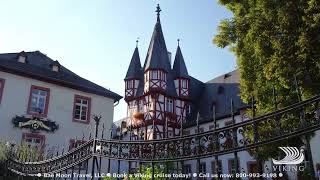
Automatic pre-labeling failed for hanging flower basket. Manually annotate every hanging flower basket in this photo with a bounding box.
[133,112,144,120]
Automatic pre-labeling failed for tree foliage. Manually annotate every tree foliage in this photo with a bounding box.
[214,0,320,159]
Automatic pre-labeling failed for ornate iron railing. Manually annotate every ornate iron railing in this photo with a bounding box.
[96,95,320,162]
[7,95,320,176]
[8,140,93,176]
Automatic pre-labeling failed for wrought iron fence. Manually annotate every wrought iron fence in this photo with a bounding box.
[6,95,320,179]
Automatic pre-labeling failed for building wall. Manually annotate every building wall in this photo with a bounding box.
[0,71,115,152]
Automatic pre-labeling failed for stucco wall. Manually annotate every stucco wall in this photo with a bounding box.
[0,71,115,152]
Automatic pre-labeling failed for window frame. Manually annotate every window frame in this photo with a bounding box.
[69,139,87,150]
[0,78,5,104]
[181,79,188,88]
[211,160,223,174]
[228,158,240,174]
[195,127,204,133]
[27,85,50,117]
[225,120,233,127]
[22,133,45,152]
[166,98,174,113]
[199,162,206,174]
[72,95,91,124]
[183,164,192,174]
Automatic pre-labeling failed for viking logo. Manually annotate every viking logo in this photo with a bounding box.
[272,147,304,165]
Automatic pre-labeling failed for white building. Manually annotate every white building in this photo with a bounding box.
[0,50,121,155]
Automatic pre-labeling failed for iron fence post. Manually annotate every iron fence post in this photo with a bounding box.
[295,76,316,179]
[91,115,101,180]
[196,112,200,180]
[251,96,263,179]
[213,105,221,179]
[231,99,240,177]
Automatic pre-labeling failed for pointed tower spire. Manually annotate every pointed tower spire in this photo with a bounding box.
[125,45,141,80]
[143,4,170,72]
[173,40,189,77]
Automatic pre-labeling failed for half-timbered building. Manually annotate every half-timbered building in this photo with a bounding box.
[113,5,320,179]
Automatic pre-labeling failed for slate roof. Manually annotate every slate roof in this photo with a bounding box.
[0,51,122,102]
[125,47,142,80]
[143,18,171,72]
[184,70,248,127]
[172,45,189,78]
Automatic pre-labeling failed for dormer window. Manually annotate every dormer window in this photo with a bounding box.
[149,70,166,81]
[144,69,167,93]
[50,60,61,72]
[151,70,158,79]
[125,80,134,89]
[17,51,27,63]
[181,79,188,88]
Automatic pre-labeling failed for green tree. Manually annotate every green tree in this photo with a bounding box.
[213,0,320,159]
[103,163,174,180]
[0,141,43,177]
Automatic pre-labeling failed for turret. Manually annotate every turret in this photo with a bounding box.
[173,41,190,98]
[124,46,141,101]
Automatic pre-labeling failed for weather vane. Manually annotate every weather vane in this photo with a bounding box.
[156,4,161,21]
[136,37,139,47]
[177,38,180,46]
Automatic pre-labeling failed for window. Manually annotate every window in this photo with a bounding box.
[247,161,258,174]
[187,105,191,114]
[69,139,86,150]
[126,80,134,89]
[183,164,192,174]
[138,100,143,112]
[209,123,219,130]
[27,85,50,116]
[229,158,239,174]
[195,127,204,133]
[0,79,5,104]
[212,160,222,174]
[166,99,173,113]
[22,133,45,151]
[161,72,166,81]
[225,120,233,126]
[182,79,188,88]
[151,70,158,79]
[73,95,91,123]
[199,162,206,173]
[183,130,190,135]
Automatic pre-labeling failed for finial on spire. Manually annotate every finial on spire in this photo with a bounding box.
[136,37,139,47]
[156,4,161,22]
[177,38,180,46]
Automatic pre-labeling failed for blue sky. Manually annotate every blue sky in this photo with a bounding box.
[0,0,236,121]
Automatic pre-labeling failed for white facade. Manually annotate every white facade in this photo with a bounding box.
[0,70,115,153]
